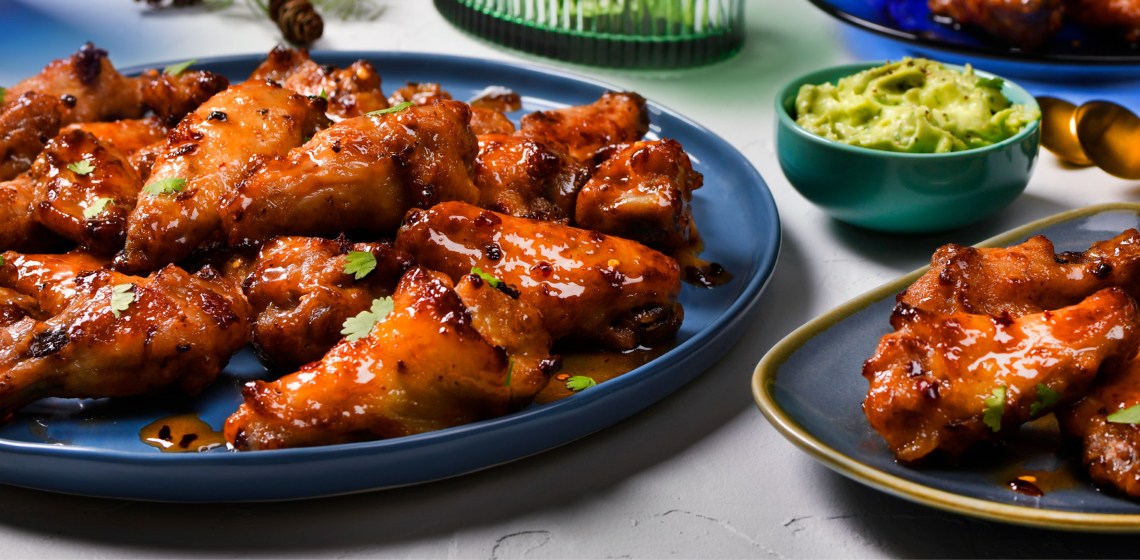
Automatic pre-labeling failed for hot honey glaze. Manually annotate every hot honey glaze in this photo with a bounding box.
[535,345,670,404]
[140,414,226,452]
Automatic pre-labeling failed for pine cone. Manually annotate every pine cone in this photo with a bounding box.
[271,0,323,45]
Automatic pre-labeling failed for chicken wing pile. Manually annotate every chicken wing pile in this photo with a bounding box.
[0,44,728,451]
[863,229,1140,498]
[928,0,1140,48]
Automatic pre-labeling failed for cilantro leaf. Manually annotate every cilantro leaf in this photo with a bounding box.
[976,76,1004,90]
[566,375,597,392]
[83,197,114,220]
[344,251,377,280]
[0,86,6,105]
[471,266,503,288]
[340,297,394,342]
[367,101,414,116]
[110,283,136,319]
[143,177,186,196]
[504,357,514,387]
[1030,383,1061,417]
[1108,404,1140,424]
[68,160,95,176]
[318,88,329,100]
[164,59,197,76]
[983,385,1006,432]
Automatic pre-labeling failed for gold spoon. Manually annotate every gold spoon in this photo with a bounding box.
[1038,96,1093,166]
[1075,100,1140,180]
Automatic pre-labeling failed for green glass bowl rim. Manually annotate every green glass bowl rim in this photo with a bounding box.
[450,1,742,43]
[775,60,1042,159]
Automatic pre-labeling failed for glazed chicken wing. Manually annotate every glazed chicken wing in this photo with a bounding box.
[928,0,1064,48]
[900,231,1140,317]
[225,267,555,450]
[518,91,649,162]
[30,129,144,254]
[0,175,54,252]
[575,139,703,254]
[1067,0,1140,40]
[863,288,1140,462]
[396,201,682,350]
[1060,354,1140,497]
[116,80,328,272]
[0,250,111,316]
[243,236,412,371]
[248,46,389,119]
[474,134,587,221]
[0,93,64,182]
[0,264,251,421]
[220,100,478,247]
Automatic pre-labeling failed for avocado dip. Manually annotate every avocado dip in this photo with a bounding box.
[793,58,1039,153]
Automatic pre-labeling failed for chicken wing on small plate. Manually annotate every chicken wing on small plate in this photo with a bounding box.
[864,287,1140,463]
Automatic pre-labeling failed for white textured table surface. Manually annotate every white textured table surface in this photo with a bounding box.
[2,0,1140,557]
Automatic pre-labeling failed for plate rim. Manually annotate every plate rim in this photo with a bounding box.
[0,50,781,500]
[752,202,1140,532]
[804,0,1140,65]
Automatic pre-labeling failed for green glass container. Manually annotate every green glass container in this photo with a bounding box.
[434,0,745,69]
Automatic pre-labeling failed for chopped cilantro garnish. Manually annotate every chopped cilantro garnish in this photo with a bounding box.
[143,177,186,196]
[976,76,1004,90]
[983,385,1006,432]
[471,266,503,288]
[343,251,377,280]
[1029,383,1061,417]
[83,197,113,220]
[340,297,394,342]
[164,59,197,76]
[566,375,597,392]
[110,283,136,318]
[367,101,414,116]
[1108,404,1140,424]
[318,88,329,100]
[68,160,95,175]
[0,86,6,105]
[504,357,514,387]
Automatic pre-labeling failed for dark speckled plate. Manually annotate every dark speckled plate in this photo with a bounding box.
[754,203,1140,532]
[0,52,780,503]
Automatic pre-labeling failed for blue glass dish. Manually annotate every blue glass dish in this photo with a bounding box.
[0,52,780,502]
[808,0,1140,80]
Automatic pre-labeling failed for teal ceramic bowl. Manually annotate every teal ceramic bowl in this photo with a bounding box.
[776,61,1041,234]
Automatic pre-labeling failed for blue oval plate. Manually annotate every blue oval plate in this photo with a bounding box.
[0,52,780,502]
[807,0,1140,79]
[753,203,1140,532]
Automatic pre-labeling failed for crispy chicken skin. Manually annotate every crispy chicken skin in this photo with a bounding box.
[0,93,64,182]
[225,267,555,450]
[900,231,1140,317]
[863,288,1140,462]
[5,43,142,127]
[0,250,110,315]
[243,236,412,371]
[518,91,649,162]
[65,118,169,157]
[220,100,479,247]
[0,264,251,421]
[0,43,224,182]
[31,129,143,254]
[575,139,704,255]
[248,46,389,119]
[1061,355,1140,497]
[396,201,683,350]
[474,134,587,221]
[0,176,53,252]
[116,80,328,272]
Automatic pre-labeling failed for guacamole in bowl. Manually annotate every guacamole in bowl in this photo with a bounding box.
[793,58,1040,154]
